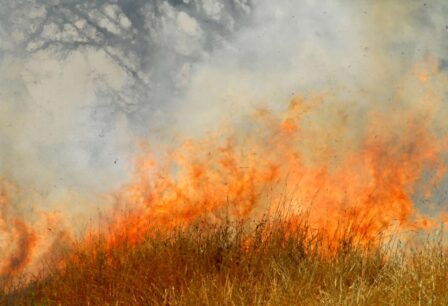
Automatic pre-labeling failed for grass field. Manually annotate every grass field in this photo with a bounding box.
[1,218,447,306]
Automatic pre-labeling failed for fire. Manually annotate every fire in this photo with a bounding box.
[1,62,448,277]
[0,179,37,277]
[107,63,448,248]
[0,179,72,279]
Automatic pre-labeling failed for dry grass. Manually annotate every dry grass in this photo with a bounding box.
[1,219,448,306]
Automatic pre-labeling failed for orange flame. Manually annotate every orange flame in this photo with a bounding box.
[1,62,448,277]
[107,63,448,248]
[0,179,72,279]
[0,179,37,277]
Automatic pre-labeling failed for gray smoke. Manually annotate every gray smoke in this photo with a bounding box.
[0,0,447,242]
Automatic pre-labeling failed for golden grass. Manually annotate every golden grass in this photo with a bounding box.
[1,219,448,305]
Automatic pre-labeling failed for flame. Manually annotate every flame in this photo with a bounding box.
[1,62,448,277]
[0,179,72,279]
[107,63,448,248]
[0,179,37,277]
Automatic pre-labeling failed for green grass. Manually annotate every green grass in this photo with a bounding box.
[2,219,448,305]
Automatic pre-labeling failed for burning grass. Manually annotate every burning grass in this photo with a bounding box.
[2,218,448,305]
[1,63,448,304]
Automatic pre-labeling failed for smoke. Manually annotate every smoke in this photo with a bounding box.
[1,0,448,276]
[176,0,448,134]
